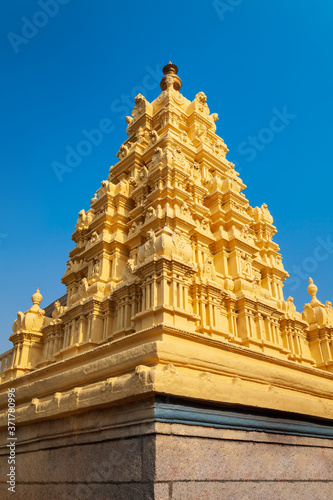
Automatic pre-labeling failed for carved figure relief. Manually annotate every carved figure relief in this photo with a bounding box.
[180,202,191,218]
[150,147,163,169]
[122,258,135,281]
[72,279,88,304]
[240,225,252,241]
[145,206,156,222]
[172,147,187,167]
[90,231,99,244]
[90,193,98,205]
[132,94,146,119]
[195,122,207,141]
[240,253,251,277]
[125,116,135,138]
[261,203,274,223]
[136,126,146,144]
[195,92,209,114]
[325,302,333,326]
[75,209,86,230]
[230,178,241,193]
[138,165,149,183]
[99,180,109,197]
[180,130,189,143]
[171,231,185,261]
[128,222,137,236]
[253,277,261,295]
[285,296,297,318]
[275,254,283,268]
[202,257,217,281]
[93,258,100,276]
[213,141,225,157]
[117,144,128,159]
[201,218,210,231]
[51,300,65,323]
[149,130,158,145]
[191,162,201,181]
[138,229,156,263]
[129,176,138,188]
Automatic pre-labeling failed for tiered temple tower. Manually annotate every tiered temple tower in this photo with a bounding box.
[1,63,333,499]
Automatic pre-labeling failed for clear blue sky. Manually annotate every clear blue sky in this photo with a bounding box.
[0,0,332,354]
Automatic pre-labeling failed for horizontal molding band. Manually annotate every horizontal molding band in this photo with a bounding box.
[154,399,333,439]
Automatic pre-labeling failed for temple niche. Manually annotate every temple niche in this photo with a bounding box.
[1,62,332,378]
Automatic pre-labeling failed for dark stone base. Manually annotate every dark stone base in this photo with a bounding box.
[1,397,333,499]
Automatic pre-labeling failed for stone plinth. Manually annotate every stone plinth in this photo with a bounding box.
[1,396,333,499]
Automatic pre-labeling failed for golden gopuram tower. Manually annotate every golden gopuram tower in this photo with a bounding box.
[1,63,333,499]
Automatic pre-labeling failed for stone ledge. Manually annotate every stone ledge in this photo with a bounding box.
[154,397,333,440]
[159,481,333,500]
[2,396,333,457]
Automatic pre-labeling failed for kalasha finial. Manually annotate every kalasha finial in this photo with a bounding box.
[160,61,182,91]
[307,277,319,303]
[31,288,43,306]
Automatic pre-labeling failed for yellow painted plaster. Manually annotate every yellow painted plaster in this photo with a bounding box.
[1,62,333,423]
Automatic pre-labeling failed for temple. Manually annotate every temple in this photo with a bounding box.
[1,63,333,498]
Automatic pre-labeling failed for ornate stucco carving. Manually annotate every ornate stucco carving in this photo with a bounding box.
[2,61,333,407]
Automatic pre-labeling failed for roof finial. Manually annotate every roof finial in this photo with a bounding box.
[307,277,319,303]
[31,288,43,306]
[160,62,182,92]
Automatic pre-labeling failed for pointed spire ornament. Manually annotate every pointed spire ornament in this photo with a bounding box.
[31,288,43,306]
[307,277,319,304]
[160,61,182,91]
